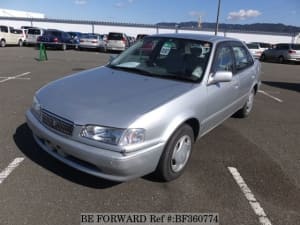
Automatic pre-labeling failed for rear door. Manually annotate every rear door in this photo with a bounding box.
[231,41,256,105]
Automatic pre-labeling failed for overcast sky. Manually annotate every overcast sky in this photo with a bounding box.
[1,0,300,26]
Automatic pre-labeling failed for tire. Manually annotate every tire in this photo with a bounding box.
[260,54,266,61]
[18,39,23,47]
[155,124,194,181]
[0,39,6,47]
[279,56,285,64]
[235,88,255,118]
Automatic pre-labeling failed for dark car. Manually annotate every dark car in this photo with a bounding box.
[37,29,75,50]
[67,31,82,49]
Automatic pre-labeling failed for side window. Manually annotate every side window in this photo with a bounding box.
[213,46,234,72]
[232,45,253,71]
[0,26,8,33]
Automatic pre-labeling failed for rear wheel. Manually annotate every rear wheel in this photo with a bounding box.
[235,88,255,118]
[260,53,266,61]
[18,39,23,47]
[279,56,285,64]
[155,124,194,181]
[0,39,6,47]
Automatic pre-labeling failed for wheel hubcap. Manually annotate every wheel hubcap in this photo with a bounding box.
[171,135,192,172]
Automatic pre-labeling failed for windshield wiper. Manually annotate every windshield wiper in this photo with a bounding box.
[107,65,155,76]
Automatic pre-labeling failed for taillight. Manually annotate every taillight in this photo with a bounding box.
[122,37,127,44]
[53,37,58,42]
[288,50,296,54]
[80,40,84,42]
[92,40,98,43]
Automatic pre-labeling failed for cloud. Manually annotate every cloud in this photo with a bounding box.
[114,2,125,8]
[189,11,201,17]
[74,0,87,5]
[227,9,261,20]
[114,0,134,8]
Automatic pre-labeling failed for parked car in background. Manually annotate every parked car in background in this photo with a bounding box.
[261,43,300,63]
[106,32,129,51]
[136,34,149,41]
[37,29,75,50]
[246,43,264,59]
[251,42,272,50]
[26,27,45,46]
[14,29,28,45]
[67,31,82,49]
[79,33,107,52]
[0,25,24,47]
[26,33,261,182]
[128,36,135,46]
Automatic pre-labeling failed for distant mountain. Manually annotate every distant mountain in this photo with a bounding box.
[156,22,300,34]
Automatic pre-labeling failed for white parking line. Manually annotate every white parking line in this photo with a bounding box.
[0,157,25,184]
[258,90,283,103]
[228,167,272,225]
[0,72,31,83]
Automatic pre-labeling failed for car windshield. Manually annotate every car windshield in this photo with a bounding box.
[108,37,212,83]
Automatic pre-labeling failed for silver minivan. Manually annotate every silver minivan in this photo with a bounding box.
[26,34,261,182]
[261,43,300,63]
[106,32,129,51]
[26,27,45,45]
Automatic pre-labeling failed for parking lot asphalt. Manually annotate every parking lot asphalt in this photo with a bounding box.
[0,47,299,225]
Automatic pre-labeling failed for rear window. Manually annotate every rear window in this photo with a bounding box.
[44,31,62,37]
[28,29,41,35]
[291,44,300,50]
[259,43,271,48]
[108,33,123,40]
[246,43,259,49]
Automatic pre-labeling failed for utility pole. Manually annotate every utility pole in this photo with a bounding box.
[215,0,221,36]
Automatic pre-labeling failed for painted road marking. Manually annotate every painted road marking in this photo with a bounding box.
[258,90,283,103]
[0,72,31,83]
[228,167,272,225]
[0,157,25,184]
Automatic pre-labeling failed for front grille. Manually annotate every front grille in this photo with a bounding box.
[41,110,74,136]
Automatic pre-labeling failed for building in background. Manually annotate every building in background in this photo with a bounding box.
[0,8,45,19]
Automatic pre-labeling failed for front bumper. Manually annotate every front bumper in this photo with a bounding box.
[26,110,165,181]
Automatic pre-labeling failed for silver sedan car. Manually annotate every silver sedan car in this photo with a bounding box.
[26,33,261,182]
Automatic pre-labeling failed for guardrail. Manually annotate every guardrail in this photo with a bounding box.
[0,16,298,36]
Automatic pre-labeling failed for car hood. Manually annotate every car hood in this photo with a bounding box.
[37,66,194,128]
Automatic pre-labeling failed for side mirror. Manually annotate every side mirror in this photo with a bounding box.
[208,71,233,85]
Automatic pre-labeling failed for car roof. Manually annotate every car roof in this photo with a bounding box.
[150,33,240,44]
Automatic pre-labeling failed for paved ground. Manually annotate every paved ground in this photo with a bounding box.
[0,47,299,225]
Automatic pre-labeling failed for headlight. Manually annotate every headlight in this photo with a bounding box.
[32,96,41,118]
[80,125,145,146]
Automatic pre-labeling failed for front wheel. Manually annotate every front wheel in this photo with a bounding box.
[235,88,255,118]
[155,124,194,181]
[0,39,6,47]
[260,54,266,61]
[18,39,23,47]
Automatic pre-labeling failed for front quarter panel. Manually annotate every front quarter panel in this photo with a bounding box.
[128,85,205,149]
